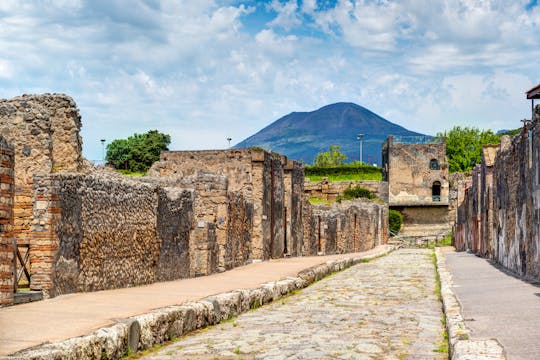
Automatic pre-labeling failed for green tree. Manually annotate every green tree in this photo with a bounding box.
[437,126,500,173]
[313,145,347,167]
[106,130,171,172]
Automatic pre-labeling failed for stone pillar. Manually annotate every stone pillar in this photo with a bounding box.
[30,175,61,297]
[189,221,218,277]
[0,136,14,306]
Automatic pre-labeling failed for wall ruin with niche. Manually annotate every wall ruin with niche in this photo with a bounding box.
[382,136,450,238]
[382,136,449,206]
[0,135,14,306]
[455,105,540,280]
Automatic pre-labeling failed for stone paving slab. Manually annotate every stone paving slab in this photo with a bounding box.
[0,246,392,358]
[142,248,446,360]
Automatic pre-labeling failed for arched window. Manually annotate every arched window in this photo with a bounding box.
[432,181,441,201]
[429,159,440,170]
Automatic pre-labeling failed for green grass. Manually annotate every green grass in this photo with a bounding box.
[430,250,449,357]
[437,231,453,247]
[306,172,382,182]
[308,197,332,205]
[116,169,146,177]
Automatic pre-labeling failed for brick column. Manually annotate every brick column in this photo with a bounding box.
[0,136,14,306]
[30,175,60,297]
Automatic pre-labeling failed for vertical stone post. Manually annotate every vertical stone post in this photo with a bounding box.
[0,136,14,306]
[30,175,61,297]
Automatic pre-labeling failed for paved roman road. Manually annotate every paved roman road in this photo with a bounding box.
[142,249,446,360]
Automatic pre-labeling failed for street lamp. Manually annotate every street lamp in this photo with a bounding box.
[356,134,364,164]
[226,137,232,148]
[100,139,106,163]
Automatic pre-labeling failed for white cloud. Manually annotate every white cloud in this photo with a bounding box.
[0,0,539,162]
[267,0,301,30]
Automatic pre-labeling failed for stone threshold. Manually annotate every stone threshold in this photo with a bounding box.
[1,246,394,360]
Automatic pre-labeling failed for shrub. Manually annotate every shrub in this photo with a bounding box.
[389,210,403,235]
[342,186,375,200]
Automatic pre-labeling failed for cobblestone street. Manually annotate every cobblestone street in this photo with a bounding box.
[142,249,446,360]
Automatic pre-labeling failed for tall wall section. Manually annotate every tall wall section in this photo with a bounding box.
[0,94,82,255]
[454,105,540,280]
[0,136,14,306]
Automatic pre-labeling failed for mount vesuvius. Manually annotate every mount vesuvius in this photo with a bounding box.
[234,102,429,165]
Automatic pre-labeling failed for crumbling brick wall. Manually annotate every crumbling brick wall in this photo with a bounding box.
[0,94,82,273]
[455,108,540,280]
[0,135,14,306]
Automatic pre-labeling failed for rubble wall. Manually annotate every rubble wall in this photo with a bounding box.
[455,105,540,280]
[0,136,14,306]
[32,174,194,296]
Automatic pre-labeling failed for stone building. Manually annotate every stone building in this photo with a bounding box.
[382,135,450,239]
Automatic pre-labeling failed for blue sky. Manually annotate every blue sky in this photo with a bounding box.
[1,0,539,161]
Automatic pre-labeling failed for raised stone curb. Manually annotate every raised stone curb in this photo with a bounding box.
[435,248,505,360]
[2,246,393,360]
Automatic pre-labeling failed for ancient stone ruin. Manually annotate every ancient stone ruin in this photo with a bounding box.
[454,104,540,281]
[0,94,389,305]
[382,135,450,240]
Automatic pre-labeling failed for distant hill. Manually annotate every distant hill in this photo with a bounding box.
[235,102,429,165]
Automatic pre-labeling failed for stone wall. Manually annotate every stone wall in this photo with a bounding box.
[455,105,540,280]
[0,135,14,306]
[306,200,388,255]
[304,179,387,201]
[32,173,194,297]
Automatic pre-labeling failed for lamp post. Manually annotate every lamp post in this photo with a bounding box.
[356,134,364,164]
[226,137,232,148]
[100,139,106,164]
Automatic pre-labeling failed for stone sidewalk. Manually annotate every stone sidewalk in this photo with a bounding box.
[142,248,446,360]
[0,246,392,358]
[444,248,540,360]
